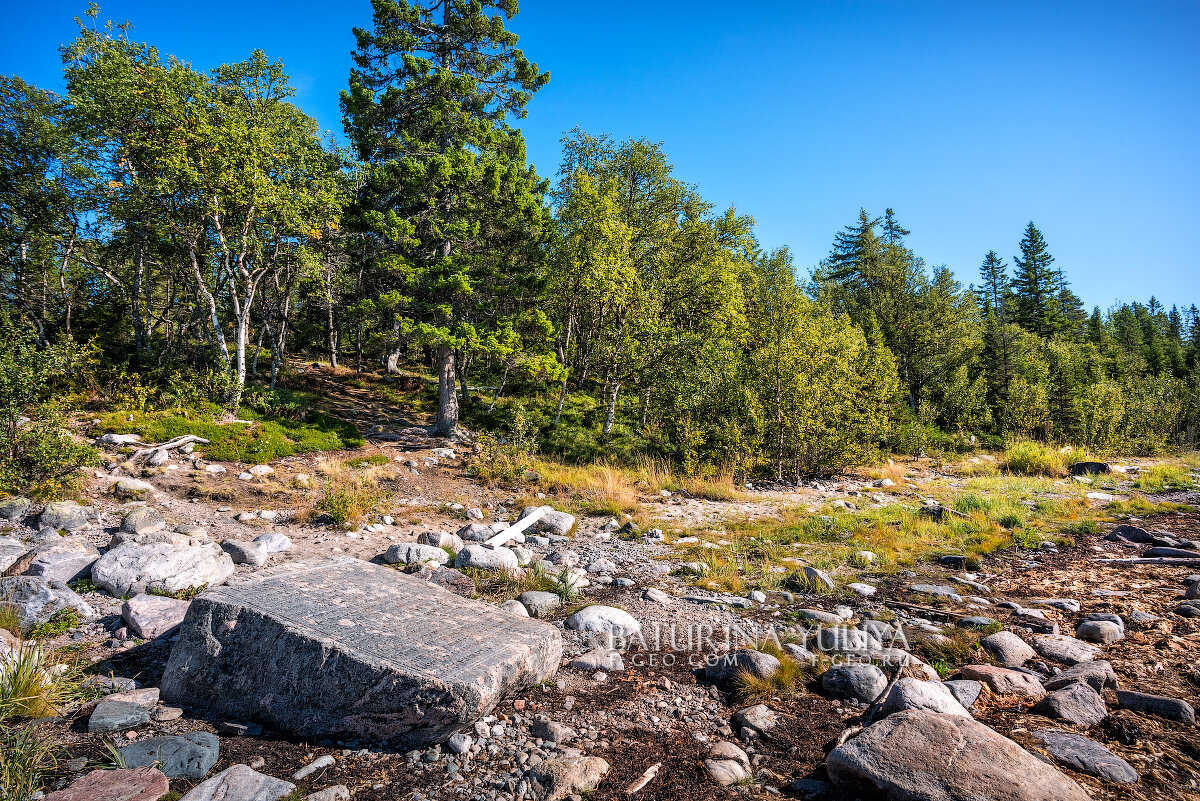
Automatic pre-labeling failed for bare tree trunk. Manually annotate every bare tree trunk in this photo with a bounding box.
[251,323,265,375]
[603,381,621,435]
[457,350,472,408]
[553,371,570,426]
[327,299,339,369]
[434,345,459,435]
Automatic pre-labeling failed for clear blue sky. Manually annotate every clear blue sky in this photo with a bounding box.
[3,1,1198,310]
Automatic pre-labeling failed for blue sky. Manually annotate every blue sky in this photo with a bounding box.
[3,1,1198,310]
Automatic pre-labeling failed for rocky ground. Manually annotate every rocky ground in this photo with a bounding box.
[2,389,1199,801]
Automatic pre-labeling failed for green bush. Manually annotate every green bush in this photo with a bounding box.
[1001,440,1067,477]
[0,320,100,498]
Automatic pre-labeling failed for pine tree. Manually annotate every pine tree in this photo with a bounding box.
[1011,222,1063,337]
[342,0,549,434]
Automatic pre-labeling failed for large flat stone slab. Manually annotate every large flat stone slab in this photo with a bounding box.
[160,556,561,748]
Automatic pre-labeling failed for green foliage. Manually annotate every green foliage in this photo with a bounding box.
[469,402,539,486]
[751,249,899,477]
[0,644,79,722]
[1132,464,1196,493]
[0,725,59,801]
[1001,440,1067,477]
[317,477,382,525]
[242,387,307,422]
[148,584,208,601]
[342,0,550,433]
[26,610,79,640]
[0,319,100,498]
[96,400,363,464]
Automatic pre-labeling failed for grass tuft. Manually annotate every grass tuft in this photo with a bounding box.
[0,725,59,801]
[1001,440,1068,477]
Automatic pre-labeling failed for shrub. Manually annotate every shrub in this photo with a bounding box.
[469,402,539,486]
[1001,440,1067,477]
[317,476,382,525]
[242,386,307,422]
[0,321,100,498]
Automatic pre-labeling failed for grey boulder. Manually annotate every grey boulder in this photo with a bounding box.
[220,540,270,567]
[385,542,450,566]
[0,575,94,629]
[454,543,519,572]
[944,680,983,709]
[119,731,220,779]
[520,507,576,536]
[1043,660,1118,694]
[1115,690,1196,724]
[563,605,641,638]
[160,557,561,748]
[122,593,190,639]
[1075,619,1123,645]
[705,649,781,686]
[38,501,95,531]
[1032,729,1139,784]
[0,537,27,572]
[88,700,150,733]
[981,631,1036,667]
[22,537,100,584]
[821,663,887,703]
[517,590,562,618]
[252,532,292,553]
[827,710,1090,801]
[1033,634,1100,665]
[120,507,166,535]
[880,678,971,718]
[0,497,30,523]
[178,763,295,801]
[92,542,235,596]
[1033,683,1108,726]
[568,648,624,672]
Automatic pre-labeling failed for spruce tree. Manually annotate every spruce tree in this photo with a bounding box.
[975,250,1013,409]
[342,0,549,434]
[1011,222,1063,337]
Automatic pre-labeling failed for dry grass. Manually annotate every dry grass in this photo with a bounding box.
[732,640,820,704]
[533,455,745,519]
[1000,440,1072,477]
[457,563,574,603]
[313,456,393,525]
[0,605,21,638]
[0,644,81,722]
[863,460,909,484]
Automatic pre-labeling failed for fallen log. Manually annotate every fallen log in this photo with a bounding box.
[127,435,210,465]
[485,506,551,548]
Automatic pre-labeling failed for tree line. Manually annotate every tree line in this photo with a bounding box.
[2,3,1197,481]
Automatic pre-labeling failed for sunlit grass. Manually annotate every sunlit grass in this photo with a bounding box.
[732,640,820,704]
[0,644,82,722]
[1000,440,1072,478]
[1131,464,1197,493]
